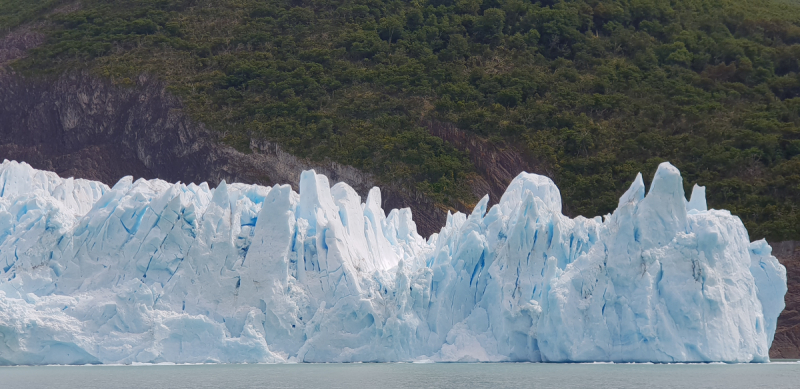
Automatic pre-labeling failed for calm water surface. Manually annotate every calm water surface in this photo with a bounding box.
[1,362,799,388]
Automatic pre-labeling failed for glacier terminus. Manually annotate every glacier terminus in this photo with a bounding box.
[0,160,787,364]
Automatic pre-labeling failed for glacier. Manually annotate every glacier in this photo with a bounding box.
[0,159,786,364]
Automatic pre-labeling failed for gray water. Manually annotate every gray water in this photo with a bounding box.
[1,362,799,388]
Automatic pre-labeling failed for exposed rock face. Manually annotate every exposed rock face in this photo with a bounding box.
[0,70,449,235]
[424,120,543,210]
[0,24,45,65]
[771,240,800,359]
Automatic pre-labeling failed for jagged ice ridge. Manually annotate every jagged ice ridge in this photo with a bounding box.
[0,160,787,364]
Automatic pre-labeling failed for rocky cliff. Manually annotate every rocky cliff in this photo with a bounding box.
[423,119,543,212]
[0,68,456,235]
[771,241,800,359]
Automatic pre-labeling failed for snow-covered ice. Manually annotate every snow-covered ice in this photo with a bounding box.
[0,159,786,364]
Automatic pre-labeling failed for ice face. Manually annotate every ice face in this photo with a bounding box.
[0,159,786,364]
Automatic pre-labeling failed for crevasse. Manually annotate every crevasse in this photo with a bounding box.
[0,160,786,364]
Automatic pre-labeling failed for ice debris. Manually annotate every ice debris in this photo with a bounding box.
[0,159,786,364]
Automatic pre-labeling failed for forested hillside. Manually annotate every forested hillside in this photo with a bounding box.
[3,0,800,240]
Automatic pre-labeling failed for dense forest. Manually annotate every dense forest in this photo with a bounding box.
[2,0,800,241]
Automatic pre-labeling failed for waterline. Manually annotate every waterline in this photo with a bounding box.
[2,361,799,389]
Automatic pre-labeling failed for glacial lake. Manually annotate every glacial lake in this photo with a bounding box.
[2,362,799,388]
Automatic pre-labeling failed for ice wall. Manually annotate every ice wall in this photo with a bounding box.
[0,160,786,364]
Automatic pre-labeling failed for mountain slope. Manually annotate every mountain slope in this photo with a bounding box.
[3,0,800,241]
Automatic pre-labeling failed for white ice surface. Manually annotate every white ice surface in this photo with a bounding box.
[0,160,786,364]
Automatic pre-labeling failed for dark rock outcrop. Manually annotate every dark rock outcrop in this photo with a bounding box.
[771,240,800,359]
[0,70,450,235]
[424,119,544,210]
[0,24,44,65]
